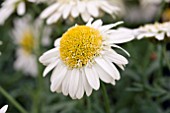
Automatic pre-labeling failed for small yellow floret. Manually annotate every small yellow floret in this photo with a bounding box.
[60,25,102,68]
[20,31,34,54]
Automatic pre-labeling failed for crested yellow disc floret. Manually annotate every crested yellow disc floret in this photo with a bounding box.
[20,31,34,54]
[60,25,103,68]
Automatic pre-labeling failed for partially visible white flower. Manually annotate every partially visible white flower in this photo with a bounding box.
[0,105,8,113]
[0,0,39,25]
[40,0,120,24]
[39,18,134,99]
[135,22,170,40]
[12,16,51,77]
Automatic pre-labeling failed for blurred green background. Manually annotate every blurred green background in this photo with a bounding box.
[0,0,170,113]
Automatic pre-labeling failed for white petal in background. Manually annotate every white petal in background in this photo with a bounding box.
[0,105,8,113]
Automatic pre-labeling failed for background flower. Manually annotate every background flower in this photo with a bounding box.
[40,0,120,24]
[135,22,170,40]
[12,16,51,77]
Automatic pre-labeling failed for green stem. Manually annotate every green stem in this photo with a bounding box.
[101,83,111,113]
[158,44,164,77]
[31,21,45,113]
[163,44,170,70]
[0,86,28,113]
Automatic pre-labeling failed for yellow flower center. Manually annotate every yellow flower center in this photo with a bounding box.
[60,25,103,68]
[20,31,34,54]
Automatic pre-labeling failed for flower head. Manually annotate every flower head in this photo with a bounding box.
[135,22,170,40]
[0,105,8,113]
[39,18,134,99]
[40,0,120,24]
[12,16,51,77]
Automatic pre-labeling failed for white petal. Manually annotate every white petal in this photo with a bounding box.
[0,105,8,113]
[100,1,117,14]
[86,18,94,26]
[110,44,130,56]
[87,2,99,17]
[69,69,80,98]
[111,80,116,85]
[62,70,71,96]
[95,57,120,80]
[84,66,100,90]
[17,2,25,15]
[103,50,128,65]
[91,19,103,28]
[56,86,62,93]
[71,5,79,18]
[50,65,67,92]
[99,21,124,32]
[155,33,164,40]
[47,12,62,24]
[82,69,92,96]
[167,32,170,37]
[76,71,84,99]
[43,59,59,77]
[0,7,14,25]
[108,28,135,44]
[40,3,60,19]
[62,4,72,19]
[54,38,61,47]
[50,61,63,82]
[77,1,86,13]
[39,48,59,64]
[81,11,91,22]
[137,33,156,39]
[93,63,113,83]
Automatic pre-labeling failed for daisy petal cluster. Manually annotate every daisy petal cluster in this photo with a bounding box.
[12,16,51,77]
[40,0,120,24]
[39,18,134,99]
[0,105,8,113]
[135,22,170,40]
[0,0,39,25]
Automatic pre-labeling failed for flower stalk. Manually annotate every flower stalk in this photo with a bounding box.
[0,86,28,113]
[101,83,111,113]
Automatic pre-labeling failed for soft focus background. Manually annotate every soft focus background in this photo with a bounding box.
[0,0,170,113]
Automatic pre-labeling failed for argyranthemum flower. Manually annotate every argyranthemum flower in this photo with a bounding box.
[135,22,170,40]
[39,18,134,99]
[0,0,39,25]
[40,0,120,24]
[0,105,8,113]
[12,16,51,77]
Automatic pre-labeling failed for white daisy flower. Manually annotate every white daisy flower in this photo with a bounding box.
[135,22,170,40]
[39,18,134,99]
[0,0,39,25]
[40,0,120,24]
[12,16,51,77]
[0,105,8,113]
